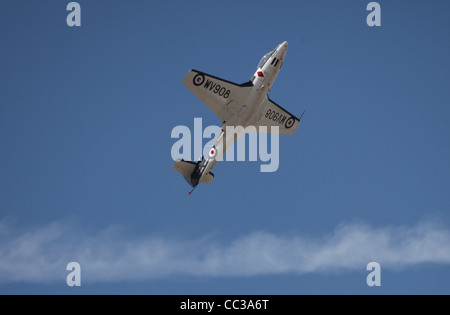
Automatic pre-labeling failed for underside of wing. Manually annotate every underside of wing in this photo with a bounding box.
[183,70,252,122]
[248,96,300,135]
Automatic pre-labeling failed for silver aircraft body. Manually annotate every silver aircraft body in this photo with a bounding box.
[173,41,302,193]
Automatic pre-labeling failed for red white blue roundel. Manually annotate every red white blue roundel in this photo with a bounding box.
[193,73,205,86]
[285,117,295,129]
[208,146,217,159]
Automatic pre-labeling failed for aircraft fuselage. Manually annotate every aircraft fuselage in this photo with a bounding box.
[190,42,289,188]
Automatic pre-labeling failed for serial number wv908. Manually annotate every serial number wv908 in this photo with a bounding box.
[265,109,287,124]
[203,79,231,99]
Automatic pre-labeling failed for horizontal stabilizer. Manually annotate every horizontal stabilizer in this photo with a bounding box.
[173,159,196,178]
[200,172,214,185]
[173,159,215,187]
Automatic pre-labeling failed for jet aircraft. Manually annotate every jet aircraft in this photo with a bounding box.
[173,41,303,193]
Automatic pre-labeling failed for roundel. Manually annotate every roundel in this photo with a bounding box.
[193,73,205,86]
[208,147,217,159]
[285,117,295,129]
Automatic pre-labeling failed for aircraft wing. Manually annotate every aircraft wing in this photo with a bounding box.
[183,70,253,122]
[248,96,300,135]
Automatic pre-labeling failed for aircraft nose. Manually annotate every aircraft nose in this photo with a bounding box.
[277,41,287,50]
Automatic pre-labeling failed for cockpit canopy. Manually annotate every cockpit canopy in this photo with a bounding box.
[257,49,276,69]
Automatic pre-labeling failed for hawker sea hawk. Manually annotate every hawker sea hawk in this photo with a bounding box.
[173,41,303,193]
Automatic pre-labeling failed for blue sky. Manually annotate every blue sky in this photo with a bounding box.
[1,0,449,294]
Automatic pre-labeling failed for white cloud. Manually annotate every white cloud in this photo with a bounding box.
[0,220,449,284]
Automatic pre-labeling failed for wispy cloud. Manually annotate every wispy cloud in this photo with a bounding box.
[0,220,449,284]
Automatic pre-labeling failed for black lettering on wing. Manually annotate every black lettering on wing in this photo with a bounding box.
[204,79,213,89]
